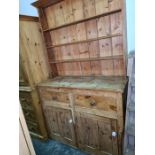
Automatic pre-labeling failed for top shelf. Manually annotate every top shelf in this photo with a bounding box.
[43,9,122,32]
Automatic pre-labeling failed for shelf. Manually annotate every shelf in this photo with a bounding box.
[43,9,121,32]
[49,55,124,64]
[46,34,122,49]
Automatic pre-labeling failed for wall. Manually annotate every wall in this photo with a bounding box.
[19,0,135,53]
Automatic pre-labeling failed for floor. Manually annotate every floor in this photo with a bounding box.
[32,138,90,155]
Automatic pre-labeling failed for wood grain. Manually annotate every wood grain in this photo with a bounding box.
[72,0,84,21]
[97,15,110,37]
[99,38,112,57]
[110,12,122,35]
[95,0,109,15]
[83,0,96,18]
[63,0,74,24]
[86,19,98,39]
[100,60,114,76]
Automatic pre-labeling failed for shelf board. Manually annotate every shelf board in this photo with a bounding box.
[43,9,121,32]
[49,55,124,64]
[47,34,122,49]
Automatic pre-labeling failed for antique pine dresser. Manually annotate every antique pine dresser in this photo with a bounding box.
[32,0,127,154]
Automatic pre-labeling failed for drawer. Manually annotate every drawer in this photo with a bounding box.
[39,88,70,104]
[74,94,117,112]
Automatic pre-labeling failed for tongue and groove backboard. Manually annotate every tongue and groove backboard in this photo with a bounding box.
[32,0,127,78]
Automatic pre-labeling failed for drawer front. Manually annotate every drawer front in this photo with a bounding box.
[74,94,117,112]
[39,88,70,104]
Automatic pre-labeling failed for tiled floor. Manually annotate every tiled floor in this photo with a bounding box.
[32,138,90,155]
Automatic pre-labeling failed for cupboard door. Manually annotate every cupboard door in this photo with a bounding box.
[75,112,118,155]
[44,106,75,146]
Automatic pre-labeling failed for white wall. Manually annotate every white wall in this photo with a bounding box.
[19,0,135,53]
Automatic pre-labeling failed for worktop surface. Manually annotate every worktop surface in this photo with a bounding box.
[38,76,127,92]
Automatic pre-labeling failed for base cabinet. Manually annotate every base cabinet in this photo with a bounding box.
[44,106,76,146]
[38,78,126,155]
[75,112,118,155]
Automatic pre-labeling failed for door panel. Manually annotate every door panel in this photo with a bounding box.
[75,112,118,155]
[43,106,75,146]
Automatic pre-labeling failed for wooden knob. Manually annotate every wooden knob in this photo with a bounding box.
[90,99,96,106]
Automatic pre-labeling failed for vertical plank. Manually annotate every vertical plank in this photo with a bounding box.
[91,61,101,75]
[100,60,114,76]
[88,41,99,58]
[62,45,72,60]
[47,48,55,60]
[63,0,74,24]
[111,120,119,155]
[50,29,60,45]
[50,63,58,77]
[57,109,72,139]
[53,47,62,61]
[97,15,110,37]
[72,0,84,21]
[20,20,50,84]
[109,0,121,11]
[78,43,89,59]
[75,112,84,145]
[56,63,64,76]
[86,19,98,39]
[38,8,48,30]
[112,36,123,56]
[116,92,124,155]
[61,46,68,60]
[99,38,112,57]
[44,31,52,46]
[54,1,65,26]
[76,22,87,41]
[110,12,122,35]
[67,25,77,43]
[45,5,56,28]
[113,58,125,76]
[69,44,80,59]
[95,0,109,15]
[59,27,69,44]
[83,0,96,18]
[72,62,81,76]
[81,61,91,76]
[63,62,73,75]
[98,120,113,154]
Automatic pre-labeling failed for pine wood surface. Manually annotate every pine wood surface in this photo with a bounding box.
[32,0,127,77]
[31,0,127,154]
[38,76,127,93]
[19,15,50,139]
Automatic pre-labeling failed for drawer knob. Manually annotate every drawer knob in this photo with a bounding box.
[68,119,73,124]
[112,131,117,137]
[90,99,96,106]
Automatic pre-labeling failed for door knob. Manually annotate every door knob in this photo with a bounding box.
[112,131,117,137]
[68,119,73,124]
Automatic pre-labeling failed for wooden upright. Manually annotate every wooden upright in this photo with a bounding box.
[19,15,50,139]
[32,0,127,154]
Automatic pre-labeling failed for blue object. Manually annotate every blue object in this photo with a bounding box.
[32,138,90,155]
